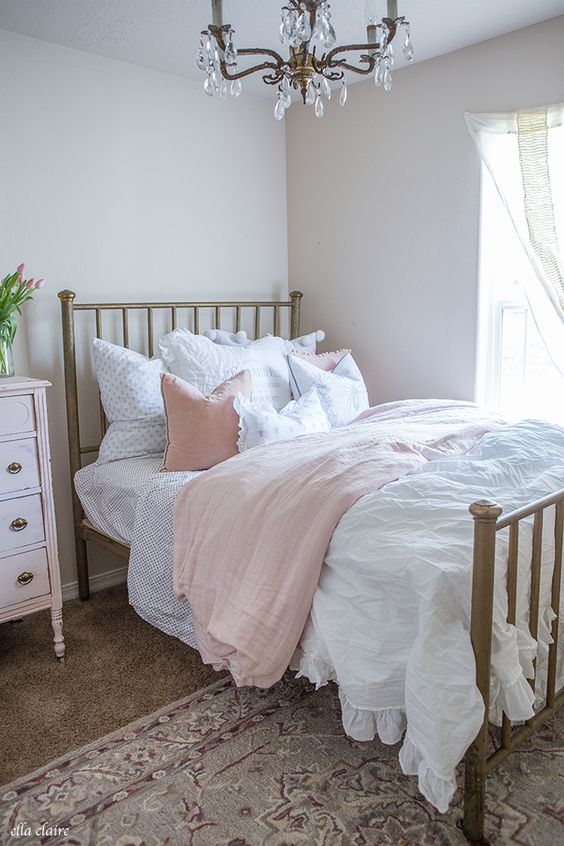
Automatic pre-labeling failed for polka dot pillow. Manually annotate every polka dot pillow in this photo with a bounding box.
[93,339,166,464]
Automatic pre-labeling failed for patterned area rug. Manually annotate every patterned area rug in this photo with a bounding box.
[1,674,562,846]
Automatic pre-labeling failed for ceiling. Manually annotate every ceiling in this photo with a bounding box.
[1,0,564,97]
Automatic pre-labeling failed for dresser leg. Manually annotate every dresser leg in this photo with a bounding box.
[51,605,65,661]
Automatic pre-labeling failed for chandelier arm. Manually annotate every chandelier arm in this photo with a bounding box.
[321,17,399,66]
[334,59,376,77]
[208,27,287,67]
[319,54,379,77]
[233,46,287,64]
[220,59,284,82]
[262,72,286,86]
[321,40,386,66]
[320,69,345,82]
[312,48,378,77]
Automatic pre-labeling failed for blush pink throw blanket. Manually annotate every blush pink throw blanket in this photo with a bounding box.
[174,399,504,687]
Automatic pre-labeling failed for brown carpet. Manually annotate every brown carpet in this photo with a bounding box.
[0,584,222,784]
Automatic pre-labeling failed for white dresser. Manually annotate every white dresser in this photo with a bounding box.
[0,377,64,660]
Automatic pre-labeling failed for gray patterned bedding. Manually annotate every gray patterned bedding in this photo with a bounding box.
[74,457,200,648]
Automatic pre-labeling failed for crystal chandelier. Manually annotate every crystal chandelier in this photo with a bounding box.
[197,1,413,119]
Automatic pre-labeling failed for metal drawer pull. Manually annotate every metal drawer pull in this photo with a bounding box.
[11,517,28,531]
[7,462,22,474]
[17,571,34,586]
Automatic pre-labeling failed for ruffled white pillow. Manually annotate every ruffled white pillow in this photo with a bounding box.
[159,330,291,411]
[288,353,369,427]
[235,388,330,452]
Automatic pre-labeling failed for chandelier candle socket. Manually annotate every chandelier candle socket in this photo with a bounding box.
[197,0,413,119]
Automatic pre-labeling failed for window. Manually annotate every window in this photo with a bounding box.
[468,104,564,425]
[477,171,564,424]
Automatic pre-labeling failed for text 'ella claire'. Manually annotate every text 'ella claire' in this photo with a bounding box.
[11,822,71,837]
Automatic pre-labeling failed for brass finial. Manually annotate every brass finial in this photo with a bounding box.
[469,500,503,520]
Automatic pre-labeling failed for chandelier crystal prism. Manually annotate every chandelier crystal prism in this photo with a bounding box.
[197,0,413,119]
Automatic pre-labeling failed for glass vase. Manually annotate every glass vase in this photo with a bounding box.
[0,334,15,378]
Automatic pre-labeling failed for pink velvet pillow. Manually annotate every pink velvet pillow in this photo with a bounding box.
[161,370,251,472]
[289,349,351,371]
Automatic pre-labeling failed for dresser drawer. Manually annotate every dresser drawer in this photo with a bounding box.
[0,547,50,608]
[0,494,45,553]
[0,395,35,436]
[0,439,40,496]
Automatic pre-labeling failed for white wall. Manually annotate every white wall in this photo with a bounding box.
[286,16,564,404]
[0,29,288,590]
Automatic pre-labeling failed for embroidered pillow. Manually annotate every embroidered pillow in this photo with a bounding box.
[235,387,330,452]
[93,339,165,464]
[159,330,291,411]
[287,352,369,427]
[205,328,325,355]
[161,371,252,472]
[288,349,351,396]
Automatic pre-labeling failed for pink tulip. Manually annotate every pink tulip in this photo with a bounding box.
[34,278,45,289]
[16,263,25,274]
[25,278,35,289]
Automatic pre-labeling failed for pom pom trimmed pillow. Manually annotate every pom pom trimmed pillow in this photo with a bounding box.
[204,328,326,355]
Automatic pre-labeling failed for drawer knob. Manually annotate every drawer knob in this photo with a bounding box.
[7,462,22,474]
[11,517,28,532]
[17,571,34,586]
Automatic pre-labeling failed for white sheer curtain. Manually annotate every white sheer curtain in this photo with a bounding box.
[466,103,564,376]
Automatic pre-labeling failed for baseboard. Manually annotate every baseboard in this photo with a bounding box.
[62,565,128,601]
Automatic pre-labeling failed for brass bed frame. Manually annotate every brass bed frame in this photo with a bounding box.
[58,288,303,601]
[58,289,563,844]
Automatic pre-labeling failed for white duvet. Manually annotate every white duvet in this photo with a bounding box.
[80,413,563,814]
[292,419,564,812]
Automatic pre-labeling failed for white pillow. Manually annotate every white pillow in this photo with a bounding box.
[287,353,369,427]
[92,339,166,464]
[204,328,325,354]
[235,387,330,452]
[159,330,291,411]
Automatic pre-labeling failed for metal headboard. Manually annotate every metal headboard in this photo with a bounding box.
[58,289,303,599]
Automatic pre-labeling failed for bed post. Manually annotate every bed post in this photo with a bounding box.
[463,499,502,843]
[58,290,90,601]
[289,290,303,339]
